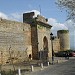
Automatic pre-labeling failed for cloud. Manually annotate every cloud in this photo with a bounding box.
[48,18,68,30]
[0,10,40,22]
[8,12,23,22]
[0,12,8,19]
[48,18,75,50]
[64,20,75,31]
[48,18,57,25]
[0,11,74,32]
[0,12,22,21]
[64,20,75,50]
[48,18,68,35]
[25,10,40,18]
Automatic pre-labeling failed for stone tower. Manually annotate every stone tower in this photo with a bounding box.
[57,30,70,51]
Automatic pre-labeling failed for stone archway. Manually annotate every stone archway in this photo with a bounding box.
[43,36,48,60]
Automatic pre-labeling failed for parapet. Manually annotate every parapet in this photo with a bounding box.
[23,12,35,23]
[35,15,48,23]
[23,12,48,24]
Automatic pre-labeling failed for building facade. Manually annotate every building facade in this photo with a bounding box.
[0,12,52,64]
[0,12,70,64]
[23,12,52,60]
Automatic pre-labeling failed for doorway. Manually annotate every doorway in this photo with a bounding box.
[43,36,48,60]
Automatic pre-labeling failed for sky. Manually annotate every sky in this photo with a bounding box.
[0,0,67,22]
[0,0,75,50]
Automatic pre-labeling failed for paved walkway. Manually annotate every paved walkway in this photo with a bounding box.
[22,57,69,75]
[1,57,72,75]
[26,57,75,75]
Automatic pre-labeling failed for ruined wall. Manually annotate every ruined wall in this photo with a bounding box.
[0,19,32,64]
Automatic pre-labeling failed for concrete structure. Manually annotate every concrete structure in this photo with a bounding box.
[57,30,70,51]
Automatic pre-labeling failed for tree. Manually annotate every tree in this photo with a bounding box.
[56,0,75,22]
[56,0,75,50]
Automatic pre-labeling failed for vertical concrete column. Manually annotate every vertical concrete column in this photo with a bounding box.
[31,65,34,71]
[41,63,43,68]
[18,68,21,75]
[47,62,49,66]
[57,60,59,63]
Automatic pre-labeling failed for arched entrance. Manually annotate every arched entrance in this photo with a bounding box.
[43,36,48,60]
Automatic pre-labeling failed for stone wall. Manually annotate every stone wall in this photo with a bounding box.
[31,24,38,59]
[23,12,52,60]
[0,19,32,64]
[37,24,52,60]
[53,37,60,53]
[57,30,70,51]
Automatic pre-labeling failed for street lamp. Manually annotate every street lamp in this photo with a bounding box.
[50,33,54,65]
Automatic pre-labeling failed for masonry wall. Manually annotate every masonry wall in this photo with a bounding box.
[37,24,52,60]
[57,30,70,51]
[0,19,32,64]
[23,12,52,61]
[53,37,60,53]
[31,24,38,59]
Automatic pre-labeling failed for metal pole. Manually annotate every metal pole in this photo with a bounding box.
[51,37,54,65]
[40,49,42,60]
